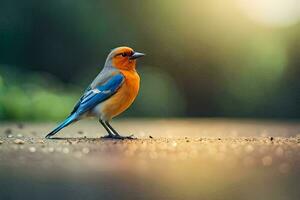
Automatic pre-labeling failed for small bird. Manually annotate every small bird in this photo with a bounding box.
[45,46,145,139]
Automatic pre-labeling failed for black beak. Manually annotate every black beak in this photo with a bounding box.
[129,52,145,60]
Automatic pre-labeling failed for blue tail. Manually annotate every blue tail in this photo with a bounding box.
[45,114,77,138]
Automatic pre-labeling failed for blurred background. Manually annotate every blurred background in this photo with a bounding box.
[0,0,300,121]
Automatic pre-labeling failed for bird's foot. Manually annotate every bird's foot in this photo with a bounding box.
[101,134,114,139]
[45,134,53,139]
[113,134,136,140]
[101,134,136,140]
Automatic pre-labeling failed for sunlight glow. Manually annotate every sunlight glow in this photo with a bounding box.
[238,0,300,27]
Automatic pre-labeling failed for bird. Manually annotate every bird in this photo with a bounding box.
[45,46,145,139]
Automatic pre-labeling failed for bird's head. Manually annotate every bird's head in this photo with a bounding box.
[106,46,145,71]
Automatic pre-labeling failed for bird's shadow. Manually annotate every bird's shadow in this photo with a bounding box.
[48,137,138,141]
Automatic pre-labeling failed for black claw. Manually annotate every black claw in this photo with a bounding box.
[45,134,52,139]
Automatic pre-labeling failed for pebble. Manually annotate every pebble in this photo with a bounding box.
[29,147,36,153]
[66,140,73,145]
[14,139,25,144]
[171,141,177,147]
[245,145,254,153]
[149,135,153,139]
[0,140,3,145]
[37,140,45,144]
[82,147,90,154]
[48,147,54,153]
[62,147,69,154]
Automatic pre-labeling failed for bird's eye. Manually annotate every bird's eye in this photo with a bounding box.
[121,53,127,57]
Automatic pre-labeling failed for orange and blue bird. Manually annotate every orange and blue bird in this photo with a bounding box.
[45,47,145,139]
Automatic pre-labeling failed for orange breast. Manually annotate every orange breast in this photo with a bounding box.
[100,70,140,120]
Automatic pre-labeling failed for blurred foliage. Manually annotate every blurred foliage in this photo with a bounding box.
[0,66,78,121]
[0,0,300,120]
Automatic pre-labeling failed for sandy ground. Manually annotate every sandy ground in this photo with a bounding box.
[0,119,300,200]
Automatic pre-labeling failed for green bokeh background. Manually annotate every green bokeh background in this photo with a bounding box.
[0,0,300,121]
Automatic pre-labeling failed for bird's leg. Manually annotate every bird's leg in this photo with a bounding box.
[105,121,120,136]
[105,121,136,139]
[99,120,115,138]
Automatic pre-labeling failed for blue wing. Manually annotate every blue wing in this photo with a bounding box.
[46,73,124,138]
[70,85,92,115]
[73,73,124,116]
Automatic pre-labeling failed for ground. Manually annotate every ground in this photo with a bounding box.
[0,119,300,200]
